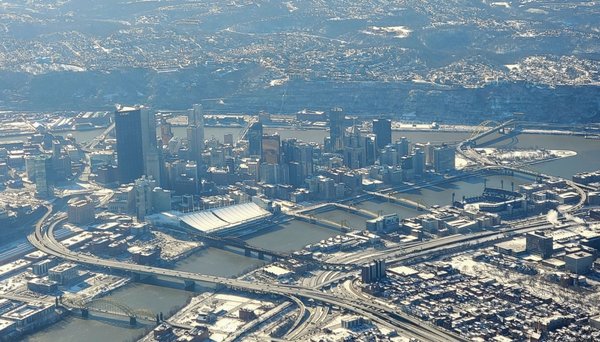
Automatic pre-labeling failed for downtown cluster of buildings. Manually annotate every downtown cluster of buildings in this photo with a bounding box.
[59,105,461,228]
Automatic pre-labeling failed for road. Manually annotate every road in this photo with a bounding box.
[28,205,464,342]
[25,120,589,341]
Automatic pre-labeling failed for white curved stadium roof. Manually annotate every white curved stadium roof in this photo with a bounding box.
[180,202,270,234]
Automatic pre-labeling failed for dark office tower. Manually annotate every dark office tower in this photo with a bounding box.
[372,119,392,149]
[262,133,281,164]
[365,134,377,166]
[187,104,205,163]
[329,107,345,152]
[114,105,161,185]
[247,121,263,157]
[400,155,413,170]
[281,138,297,164]
[282,138,313,184]
[225,156,235,174]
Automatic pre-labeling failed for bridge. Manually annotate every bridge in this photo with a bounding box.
[28,205,464,342]
[84,122,115,151]
[454,120,590,215]
[62,297,155,326]
[201,234,288,261]
[364,190,429,212]
[462,119,517,148]
[289,211,353,232]
[238,116,258,141]
[293,202,378,219]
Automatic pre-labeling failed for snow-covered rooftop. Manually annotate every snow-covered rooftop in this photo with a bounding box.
[180,202,270,234]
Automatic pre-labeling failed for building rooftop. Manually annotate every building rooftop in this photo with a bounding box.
[0,318,15,332]
[49,263,77,273]
[2,302,53,320]
[566,251,594,260]
[180,202,271,234]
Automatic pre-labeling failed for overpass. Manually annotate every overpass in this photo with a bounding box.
[33,198,583,340]
[28,206,464,342]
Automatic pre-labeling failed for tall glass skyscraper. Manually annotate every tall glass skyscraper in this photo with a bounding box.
[114,105,160,185]
[329,107,345,152]
[187,103,205,163]
[372,118,392,149]
[247,121,263,157]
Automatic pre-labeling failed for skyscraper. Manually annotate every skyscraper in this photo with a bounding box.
[412,148,425,177]
[187,104,205,163]
[282,138,314,186]
[343,125,366,169]
[247,121,263,157]
[372,119,392,149]
[27,154,53,198]
[114,105,161,185]
[433,144,456,173]
[262,133,281,164]
[329,107,345,152]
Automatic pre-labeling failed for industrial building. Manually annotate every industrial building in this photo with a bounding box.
[564,252,595,275]
[1,302,56,332]
[526,231,554,259]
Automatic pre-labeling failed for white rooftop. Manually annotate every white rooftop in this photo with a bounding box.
[180,202,270,234]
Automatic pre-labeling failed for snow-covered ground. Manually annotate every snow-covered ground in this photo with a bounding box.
[474,147,576,164]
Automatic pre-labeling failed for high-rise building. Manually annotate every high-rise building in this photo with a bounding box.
[372,119,392,149]
[134,176,155,221]
[281,139,314,187]
[67,197,95,225]
[365,134,377,166]
[412,148,425,177]
[132,176,171,221]
[396,137,410,158]
[433,144,456,173]
[247,121,263,157]
[261,133,281,164]
[114,105,161,185]
[424,142,434,167]
[329,107,345,152]
[187,104,205,163]
[27,155,53,198]
[224,133,234,145]
[343,126,366,169]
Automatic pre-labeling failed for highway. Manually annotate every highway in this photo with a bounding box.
[28,205,464,342]
[32,202,575,340]
[23,120,590,340]
[26,199,580,341]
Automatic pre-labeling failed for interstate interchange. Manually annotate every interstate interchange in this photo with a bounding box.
[23,120,594,341]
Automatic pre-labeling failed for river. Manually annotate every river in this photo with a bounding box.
[21,126,600,341]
